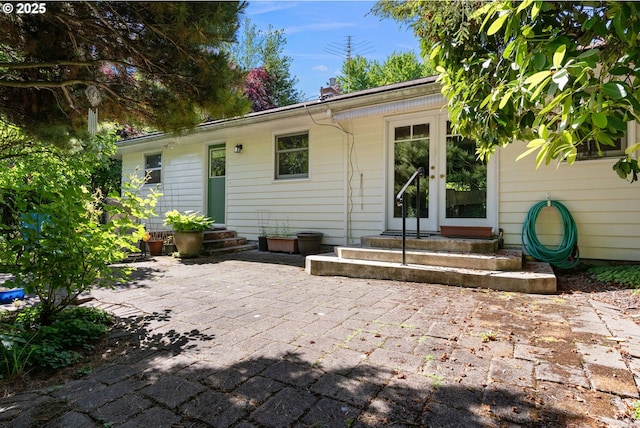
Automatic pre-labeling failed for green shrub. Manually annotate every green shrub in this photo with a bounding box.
[588,265,640,289]
[0,306,113,378]
[0,138,160,325]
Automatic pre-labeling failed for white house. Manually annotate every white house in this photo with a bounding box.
[116,77,640,262]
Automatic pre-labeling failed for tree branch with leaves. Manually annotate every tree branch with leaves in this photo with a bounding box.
[374,0,640,182]
[0,1,250,145]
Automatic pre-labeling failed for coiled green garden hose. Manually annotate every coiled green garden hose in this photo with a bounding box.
[521,200,579,269]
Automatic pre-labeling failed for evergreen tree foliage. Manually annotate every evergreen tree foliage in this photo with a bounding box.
[0,1,250,145]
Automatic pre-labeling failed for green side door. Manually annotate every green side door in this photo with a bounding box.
[207,144,225,224]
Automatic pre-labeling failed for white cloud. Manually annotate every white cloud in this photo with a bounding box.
[312,65,328,72]
[246,1,299,16]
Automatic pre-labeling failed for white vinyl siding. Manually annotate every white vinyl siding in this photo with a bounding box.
[498,123,640,261]
[225,118,346,245]
[121,141,205,232]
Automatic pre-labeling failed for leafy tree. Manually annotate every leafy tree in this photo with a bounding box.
[337,51,434,93]
[229,18,303,110]
[0,2,249,145]
[246,67,276,112]
[0,136,159,325]
[336,56,375,93]
[373,0,640,181]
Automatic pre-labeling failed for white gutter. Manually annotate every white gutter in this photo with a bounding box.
[332,93,446,122]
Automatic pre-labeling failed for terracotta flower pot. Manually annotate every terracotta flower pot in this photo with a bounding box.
[147,239,164,256]
[266,237,299,254]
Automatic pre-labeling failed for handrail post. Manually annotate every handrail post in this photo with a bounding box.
[416,169,421,240]
[396,167,425,267]
[401,193,407,265]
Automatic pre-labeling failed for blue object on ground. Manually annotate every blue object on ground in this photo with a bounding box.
[0,288,25,303]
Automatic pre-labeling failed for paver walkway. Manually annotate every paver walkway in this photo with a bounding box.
[1,250,639,427]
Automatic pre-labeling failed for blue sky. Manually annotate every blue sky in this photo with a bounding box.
[242,1,422,100]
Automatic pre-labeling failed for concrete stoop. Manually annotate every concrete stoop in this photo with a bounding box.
[306,235,557,294]
[202,229,256,256]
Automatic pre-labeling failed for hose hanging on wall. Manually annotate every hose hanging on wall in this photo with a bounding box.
[521,200,579,269]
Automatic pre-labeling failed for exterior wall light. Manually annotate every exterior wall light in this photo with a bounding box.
[234,144,243,154]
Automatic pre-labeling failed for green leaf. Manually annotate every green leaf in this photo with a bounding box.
[527,138,547,148]
[530,1,541,20]
[516,143,543,162]
[538,125,549,139]
[625,143,640,155]
[607,114,627,132]
[524,70,551,86]
[532,52,546,70]
[430,44,441,61]
[503,40,516,59]
[576,49,600,59]
[602,82,627,100]
[591,112,608,128]
[535,143,550,168]
[565,147,577,164]
[487,12,509,36]
[517,139,544,160]
[517,0,534,13]
[583,16,597,31]
[613,9,628,42]
[473,2,495,19]
[553,45,566,69]
[609,66,632,76]
[499,89,512,109]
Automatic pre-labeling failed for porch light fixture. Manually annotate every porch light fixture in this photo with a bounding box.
[234,144,243,154]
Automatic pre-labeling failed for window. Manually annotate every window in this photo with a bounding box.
[145,153,162,184]
[276,132,309,179]
[577,135,626,160]
[577,123,629,160]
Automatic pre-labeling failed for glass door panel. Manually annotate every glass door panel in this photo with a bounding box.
[444,121,487,219]
[388,119,436,232]
[207,145,226,224]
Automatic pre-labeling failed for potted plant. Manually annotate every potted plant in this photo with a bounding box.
[164,210,213,257]
[266,221,298,254]
[145,230,165,256]
[258,225,269,252]
[257,209,270,252]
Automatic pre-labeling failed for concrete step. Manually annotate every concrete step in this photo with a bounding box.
[203,236,248,250]
[204,229,238,241]
[305,254,556,294]
[336,247,523,271]
[200,229,255,256]
[362,235,499,254]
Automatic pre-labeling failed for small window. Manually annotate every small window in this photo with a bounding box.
[145,153,162,184]
[577,136,626,160]
[276,132,309,179]
[577,124,629,160]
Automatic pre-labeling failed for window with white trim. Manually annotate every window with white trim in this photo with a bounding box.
[577,136,626,160]
[275,132,309,179]
[577,124,629,160]
[144,153,162,184]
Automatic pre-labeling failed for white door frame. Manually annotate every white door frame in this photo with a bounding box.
[386,111,498,233]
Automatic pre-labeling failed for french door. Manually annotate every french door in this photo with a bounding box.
[387,112,495,233]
